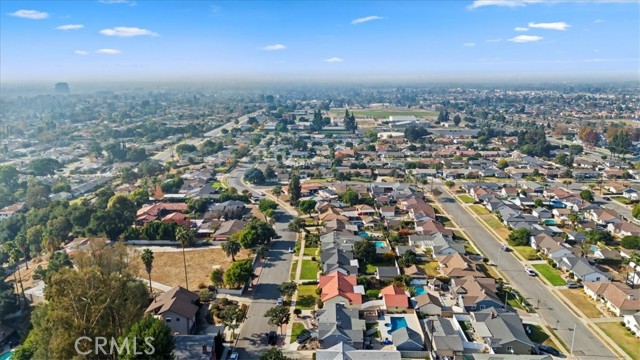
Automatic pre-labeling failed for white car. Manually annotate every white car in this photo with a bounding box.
[288,247,294,253]
[525,268,537,276]
[276,297,284,306]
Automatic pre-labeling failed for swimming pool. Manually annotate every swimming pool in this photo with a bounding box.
[414,286,426,296]
[590,245,599,253]
[0,352,13,360]
[386,317,408,333]
[358,231,369,238]
[374,241,387,248]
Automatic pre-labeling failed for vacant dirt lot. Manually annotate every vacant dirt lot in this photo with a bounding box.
[131,247,254,291]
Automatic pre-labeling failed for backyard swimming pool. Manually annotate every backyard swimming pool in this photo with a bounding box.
[375,241,387,248]
[414,286,426,296]
[0,352,13,360]
[385,317,408,333]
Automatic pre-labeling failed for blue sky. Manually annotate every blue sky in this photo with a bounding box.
[1,0,638,82]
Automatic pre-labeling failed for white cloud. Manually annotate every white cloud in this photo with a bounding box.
[95,48,121,54]
[514,27,529,31]
[463,42,476,47]
[508,35,543,43]
[486,38,503,42]
[594,19,605,23]
[351,16,384,25]
[56,24,84,30]
[8,9,49,20]
[74,50,88,56]
[528,21,570,30]
[324,57,344,63]
[99,26,158,37]
[260,44,286,51]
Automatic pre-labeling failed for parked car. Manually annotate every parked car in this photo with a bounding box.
[296,332,312,344]
[603,196,611,201]
[525,268,537,276]
[276,297,284,306]
[229,352,239,360]
[501,245,511,252]
[288,247,294,253]
[567,281,583,289]
[267,331,277,345]
[537,344,561,356]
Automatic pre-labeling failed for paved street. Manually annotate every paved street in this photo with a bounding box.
[436,186,619,360]
[227,167,298,359]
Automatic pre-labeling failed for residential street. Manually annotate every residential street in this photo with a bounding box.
[227,167,298,359]
[435,186,619,360]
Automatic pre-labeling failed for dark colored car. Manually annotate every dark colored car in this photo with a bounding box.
[538,344,561,356]
[267,331,277,345]
[603,196,611,201]
[296,332,312,344]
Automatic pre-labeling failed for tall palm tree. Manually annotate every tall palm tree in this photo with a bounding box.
[141,249,154,294]
[221,239,241,262]
[176,227,195,290]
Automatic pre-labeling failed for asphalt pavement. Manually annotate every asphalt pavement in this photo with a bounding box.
[436,186,618,360]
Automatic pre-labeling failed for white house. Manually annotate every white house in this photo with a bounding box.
[622,188,639,201]
[623,312,640,337]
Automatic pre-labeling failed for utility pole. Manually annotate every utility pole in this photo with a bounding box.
[570,323,577,356]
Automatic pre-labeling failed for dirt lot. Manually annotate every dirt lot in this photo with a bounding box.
[4,256,49,290]
[131,247,254,291]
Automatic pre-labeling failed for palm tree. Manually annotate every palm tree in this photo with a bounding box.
[176,227,195,290]
[221,239,241,262]
[141,249,154,294]
[568,212,580,230]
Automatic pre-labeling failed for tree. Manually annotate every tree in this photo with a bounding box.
[453,114,461,126]
[341,188,359,206]
[354,238,376,265]
[16,242,148,360]
[176,227,196,290]
[244,168,266,185]
[278,281,297,299]
[580,190,594,202]
[264,166,277,180]
[507,228,531,246]
[224,259,254,288]
[633,204,640,220]
[445,180,455,188]
[264,306,290,336]
[568,212,580,229]
[585,229,613,244]
[222,239,241,262]
[272,186,282,196]
[344,110,357,133]
[108,194,137,220]
[288,172,301,206]
[129,188,150,207]
[28,158,61,176]
[118,315,175,360]
[176,143,197,155]
[621,236,640,250]
[298,199,317,215]
[218,304,245,340]
[260,348,291,360]
[259,199,278,213]
[187,197,209,216]
[497,158,509,170]
[236,220,277,249]
[534,198,544,208]
[288,217,305,232]
[210,268,225,288]
[25,178,51,209]
[402,250,418,267]
[141,248,154,294]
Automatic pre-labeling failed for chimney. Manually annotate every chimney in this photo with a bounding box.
[628,294,634,300]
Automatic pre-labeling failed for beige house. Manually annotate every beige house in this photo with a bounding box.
[146,286,199,335]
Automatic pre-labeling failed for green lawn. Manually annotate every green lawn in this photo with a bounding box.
[559,289,602,318]
[290,322,307,344]
[470,205,490,215]
[437,215,455,228]
[296,284,318,310]
[613,197,636,205]
[532,264,567,286]
[365,257,397,275]
[596,322,640,360]
[513,246,540,261]
[290,260,298,281]
[499,289,529,311]
[300,260,319,280]
[481,215,503,229]
[453,230,467,241]
[526,324,560,348]
[432,205,442,214]
[303,247,318,257]
[464,242,479,255]
[458,194,475,204]
[211,181,226,190]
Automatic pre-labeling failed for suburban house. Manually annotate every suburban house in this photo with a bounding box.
[437,253,484,278]
[555,255,611,282]
[316,303,366,349]
[623,312,640,337]
[414,291,446,316]
[584,282,640,316]
[380,285,410,313]
[318,272,363,307]
[469,309,535,355]
[608,221,640,237]
[146,286,199,335]
[424,316,464,359]
[211,219,247,241]
[409,234,464,256]
[316,342,401,360]
[450,276,503,312]
[622,188,639,201]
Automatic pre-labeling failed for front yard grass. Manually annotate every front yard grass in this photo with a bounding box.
[532,263,567,286]
[470,205,490,215]
[420,261,440,277]
[559,289,603,318]
[437,215,454,228]
[300,260,319,280]
[458,194,475,204]
[290,260,298,281]
[513,246,540,260]
[296,284,318,310]
[526,323,560,348]
[303,247,318,257]
[290,322,307,344]
[596,322,640,360]
[464,242,479,255]
[613,196,635,205]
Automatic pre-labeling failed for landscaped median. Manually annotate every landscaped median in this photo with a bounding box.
[532,263,566,286]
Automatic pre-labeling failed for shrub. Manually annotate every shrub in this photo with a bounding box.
[293,309,302,317]
[315,287,322,296]
[365,289,380,299]
[316,299,324,309]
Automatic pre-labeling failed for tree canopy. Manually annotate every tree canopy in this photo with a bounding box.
[244,168,266,185]
[354,238,376,265]
[224,259,254,288]
[507,228,531,246]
